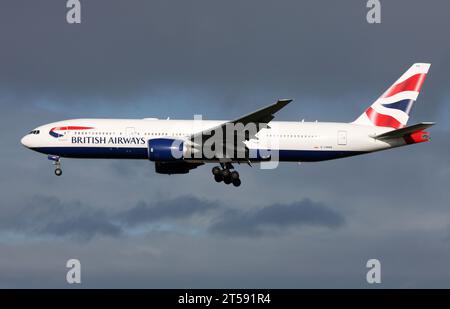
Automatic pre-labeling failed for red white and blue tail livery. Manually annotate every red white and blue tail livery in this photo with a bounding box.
[20,63,435,187]
[353,63,430,129]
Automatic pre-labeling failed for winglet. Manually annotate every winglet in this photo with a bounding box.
[274,99,293,110]
[277,99,293,105]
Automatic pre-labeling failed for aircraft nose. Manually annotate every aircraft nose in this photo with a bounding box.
[21,135,31,148]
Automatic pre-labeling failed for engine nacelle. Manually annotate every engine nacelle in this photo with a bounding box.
[155,161,201,174]
[148,138,184,161]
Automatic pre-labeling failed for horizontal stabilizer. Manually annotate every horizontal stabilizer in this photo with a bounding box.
[374,122,435,140]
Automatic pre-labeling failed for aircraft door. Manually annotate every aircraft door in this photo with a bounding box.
[337,130,347,146]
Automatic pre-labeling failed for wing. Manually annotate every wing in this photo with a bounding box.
[227,99,293,127]
[188,99,292,160]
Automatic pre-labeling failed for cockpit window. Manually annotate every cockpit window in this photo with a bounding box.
[29,130,40,135]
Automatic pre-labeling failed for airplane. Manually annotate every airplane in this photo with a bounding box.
[21,63,434,187]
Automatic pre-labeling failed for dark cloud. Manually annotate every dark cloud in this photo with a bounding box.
[0,196,122,241]
[209,199,345,237]
[117,195,217,226]
[0,194,344,241]
[40,215,122,241]
[0,195,218,240]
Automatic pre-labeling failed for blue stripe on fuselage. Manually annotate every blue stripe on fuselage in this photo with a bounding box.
[49,131,63,138]
[30,147,367,162]
[272,149,365,162]
[31,147,149,159]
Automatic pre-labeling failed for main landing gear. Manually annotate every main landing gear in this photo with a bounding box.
[211,163,241,187]
[48,155,62,176]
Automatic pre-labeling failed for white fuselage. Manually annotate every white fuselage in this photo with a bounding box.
[21,118,404,162]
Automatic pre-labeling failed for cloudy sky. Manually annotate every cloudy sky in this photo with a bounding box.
[1,0,450,288]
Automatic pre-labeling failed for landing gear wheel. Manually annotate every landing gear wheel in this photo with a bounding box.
[212,166,221,176]
[214,163,241,186]
[54,168,62,176]
[232,178,241,187]
[221,169,230,179]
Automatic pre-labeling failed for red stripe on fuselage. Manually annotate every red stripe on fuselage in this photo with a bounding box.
[52,126,94,131]
[382,73,426,98]
[365,107,404,129]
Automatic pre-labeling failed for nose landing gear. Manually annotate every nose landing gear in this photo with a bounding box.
[48,155,62,176]
[55,167,62,176]
[211,163,241,187]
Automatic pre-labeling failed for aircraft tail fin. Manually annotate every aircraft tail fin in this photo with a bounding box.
[353,63,430,129]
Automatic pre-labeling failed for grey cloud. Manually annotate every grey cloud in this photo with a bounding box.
[0,196,122,241]
[209,199,345,237]
[0,195,218,240]
[117,195,217,226]
[0,194,216,240]
[40,214,122,241]
[0,194,344,241]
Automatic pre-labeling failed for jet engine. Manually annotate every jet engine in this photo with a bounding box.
[147,138,185,161]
